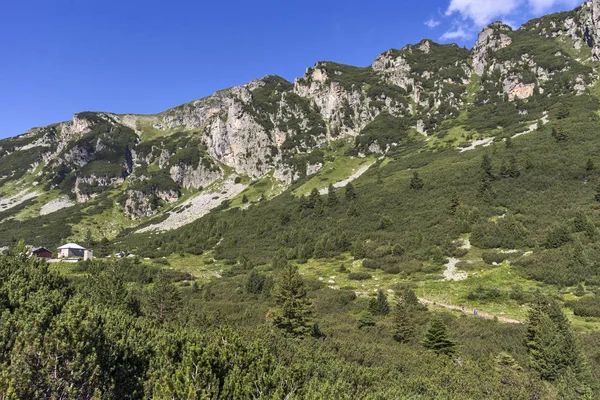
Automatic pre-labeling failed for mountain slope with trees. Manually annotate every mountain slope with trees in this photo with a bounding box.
[3,1,600,397]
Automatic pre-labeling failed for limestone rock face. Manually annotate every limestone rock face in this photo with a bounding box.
[472,23,513,76]
[503,79,536,101]
[169,163,222,190]
[125,189,180,219]
[48,114,96,163]
[201,98,275,179]
[372,50,415,97]
[294,62,408,138]
[294,64,373,137]
[74,175,125,202]
[146,77,327,181]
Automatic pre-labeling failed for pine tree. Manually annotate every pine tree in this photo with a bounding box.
[347,201,359,217]
[422,316,457,356]
[369,289,390,315]
[85,229,96,250]
[326,184,338,207]
[478,177,496,201]
[392,299,413,343]
[481,154,494,180]
[595,180,600,203]
[409,171,424,190]
[449,190,460,215]
[241,194,249,203]
[144,273,182,323]
[508,156,520,178]
[245,269,266,295]
[495,352,522,371]
[345,182,357,201]
[586,158,595,172]
[398,286,421,308]
[272,265,313,337]
[307,188,321,209]
[552,125,568,142]
[526,295,589,382]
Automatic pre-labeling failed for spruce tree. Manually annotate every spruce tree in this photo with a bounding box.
[508,156,520,178]
[499,160,510,178]
[392,299,413,343]
[326,183,338,207]
[422,316,457,356]
[297,195,308,211]
[307,188,321,209]
[409,171,424,190]
[399,286,421,308]
[345,182,357,201]
[272,265,313,337]
[97,237,110,257]
[552,125,568,142]
[449,190,460,215]
[525,295,589,382]
[480,154,494,181]
[369,289,390,315]
[347,201,359,217]
[245,269,266,295]
[144,273,182,323]
[586,158,595,172]
[478,177,496,201]
[85,229,96,250]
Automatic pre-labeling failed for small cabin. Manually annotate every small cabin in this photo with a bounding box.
[32,247,52,259]
[57,243,93,260]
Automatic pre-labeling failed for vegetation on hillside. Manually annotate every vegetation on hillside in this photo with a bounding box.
[1,244,597,398]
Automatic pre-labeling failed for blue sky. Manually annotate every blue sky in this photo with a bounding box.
[0,0,581,139]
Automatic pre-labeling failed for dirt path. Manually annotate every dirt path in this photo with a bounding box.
[419,298,523,324]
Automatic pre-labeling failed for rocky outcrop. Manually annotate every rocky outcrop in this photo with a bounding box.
[503,78,536,101]
[525,0,600,60]
[169,163,222,190]
[74,175,125,202]
[125,189,179,219]
[372,50,415,96]
[201,98,277,179]
[294,63,406,137]
[579,0,600,59]
[472,23,513,76]
[63,145,92,167]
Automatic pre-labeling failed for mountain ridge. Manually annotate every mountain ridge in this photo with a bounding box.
[2,0,600,249]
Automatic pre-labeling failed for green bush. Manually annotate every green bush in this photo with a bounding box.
[362,259,380,270]
[482,251,514,265]
[348,272,372,281]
